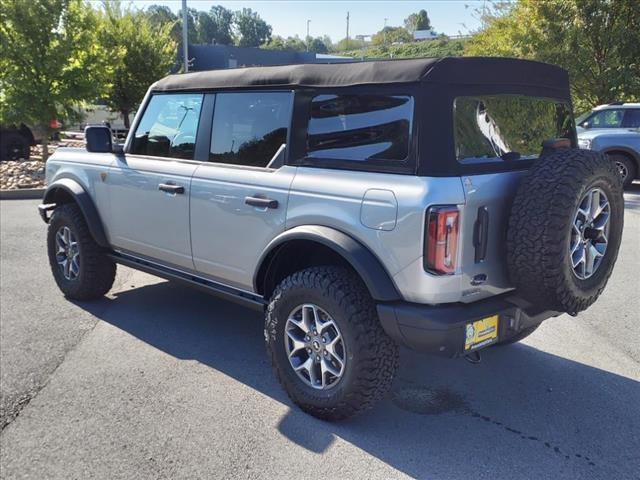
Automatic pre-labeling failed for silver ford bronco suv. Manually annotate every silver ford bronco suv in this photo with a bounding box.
[39,58,624,420]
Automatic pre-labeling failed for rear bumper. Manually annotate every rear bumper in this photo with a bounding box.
[377,293,559,357]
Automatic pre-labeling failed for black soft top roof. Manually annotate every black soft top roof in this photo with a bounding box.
[152,57,570,96]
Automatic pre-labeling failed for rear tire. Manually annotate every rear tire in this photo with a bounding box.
[507,149,624,314]
[265,266,399,421]
[608,153,636,188]
[47,204,116,300]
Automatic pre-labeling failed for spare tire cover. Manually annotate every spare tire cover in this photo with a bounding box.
[506,149,624,314]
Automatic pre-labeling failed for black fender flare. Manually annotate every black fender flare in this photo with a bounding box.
[254,225,401,302]
[41,178,109,248]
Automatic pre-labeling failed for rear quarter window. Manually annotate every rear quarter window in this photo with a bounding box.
[454,95,575,165]
[306,94,414,162]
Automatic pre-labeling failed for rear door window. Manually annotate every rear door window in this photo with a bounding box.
[454,95,575,164]
[589,109,624,128]
[622,109,640,128]
[209,92,292,168]
[131,93,203,159]
[306,94,414,162]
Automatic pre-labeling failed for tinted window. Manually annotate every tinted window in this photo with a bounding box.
[131,94,203,159]
[589,109,624,128]
[454,96,574,163]
[209,92,291,167]
[623,109,640,128]
[306,94,413,162]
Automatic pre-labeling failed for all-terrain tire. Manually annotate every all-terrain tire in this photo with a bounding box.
[608,153,637,188]
[47,203,116,300]
[506,149,624,314]
[265,266,399,421]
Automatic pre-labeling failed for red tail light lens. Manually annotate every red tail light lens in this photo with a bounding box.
[424,206,459,275]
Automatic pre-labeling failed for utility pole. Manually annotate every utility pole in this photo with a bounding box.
[383,17,388,46]
[306,19,311,51]
[346,11,350,47]
[181,0,189,72]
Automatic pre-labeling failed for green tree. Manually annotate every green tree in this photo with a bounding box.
[371,26,412,46]
[308,37,329,53]
[333,37,361,52]
[465,0,640,111]
[233,8,271,47]
[208,5,234,45]
[145,4,177,27]
[262,35,306,51]
[404,9,431,33]
[0,0,104,160]
[98,2,176,128]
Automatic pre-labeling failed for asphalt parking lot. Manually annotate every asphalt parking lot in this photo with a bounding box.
[1,188,639,480]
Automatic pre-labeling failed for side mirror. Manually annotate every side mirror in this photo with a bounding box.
[581,121,591,129]
[85,125,113,153]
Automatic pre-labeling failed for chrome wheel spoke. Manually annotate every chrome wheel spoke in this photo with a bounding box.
[571,188,609,280]
[286,330,307,357]
[55,226,80,281]
[285,303,346,390]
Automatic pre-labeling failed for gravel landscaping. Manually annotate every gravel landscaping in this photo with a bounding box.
[0,138,84,190]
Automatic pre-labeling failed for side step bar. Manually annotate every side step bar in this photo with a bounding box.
[109,252,265,311]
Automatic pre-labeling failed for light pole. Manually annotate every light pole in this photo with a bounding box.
[181,0,189,72]
[383,17,388,46]
[306,19,311,51]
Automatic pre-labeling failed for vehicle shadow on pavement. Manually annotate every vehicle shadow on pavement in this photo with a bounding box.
[79,280,640,479]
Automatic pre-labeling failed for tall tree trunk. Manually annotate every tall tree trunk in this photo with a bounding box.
[41,132,49,163]
[122,110,130,130]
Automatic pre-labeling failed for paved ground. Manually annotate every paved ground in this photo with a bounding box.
[1,188,639,480]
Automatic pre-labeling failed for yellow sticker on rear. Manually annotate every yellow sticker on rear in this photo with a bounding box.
[465,315,499,350]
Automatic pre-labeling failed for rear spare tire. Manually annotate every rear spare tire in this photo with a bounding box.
[507,149,624,314]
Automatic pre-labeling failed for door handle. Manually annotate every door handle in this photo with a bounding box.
[158,183,185,194]
[245,196,278,209]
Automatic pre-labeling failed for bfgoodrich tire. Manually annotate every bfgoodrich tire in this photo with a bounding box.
[47,203,116,300]
[507,149,624,314]
[265,266,399,421]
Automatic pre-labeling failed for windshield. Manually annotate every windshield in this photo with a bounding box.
[575,111,592,125]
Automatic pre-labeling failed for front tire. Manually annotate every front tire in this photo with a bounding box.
[265,266,399,421]
[47,204,116,300]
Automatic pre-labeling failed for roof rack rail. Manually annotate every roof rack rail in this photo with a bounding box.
[608,102,624,105]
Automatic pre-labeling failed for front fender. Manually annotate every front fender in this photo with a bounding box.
[40,178,109,248]
[254,225,401,302]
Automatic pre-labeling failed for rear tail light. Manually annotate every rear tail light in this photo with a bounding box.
[424,206,459,275]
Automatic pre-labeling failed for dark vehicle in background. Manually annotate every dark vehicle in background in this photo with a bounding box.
[577,103,640,187]
[0,123,49,161]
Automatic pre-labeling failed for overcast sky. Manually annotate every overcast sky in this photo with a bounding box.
[124,1,485,41]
